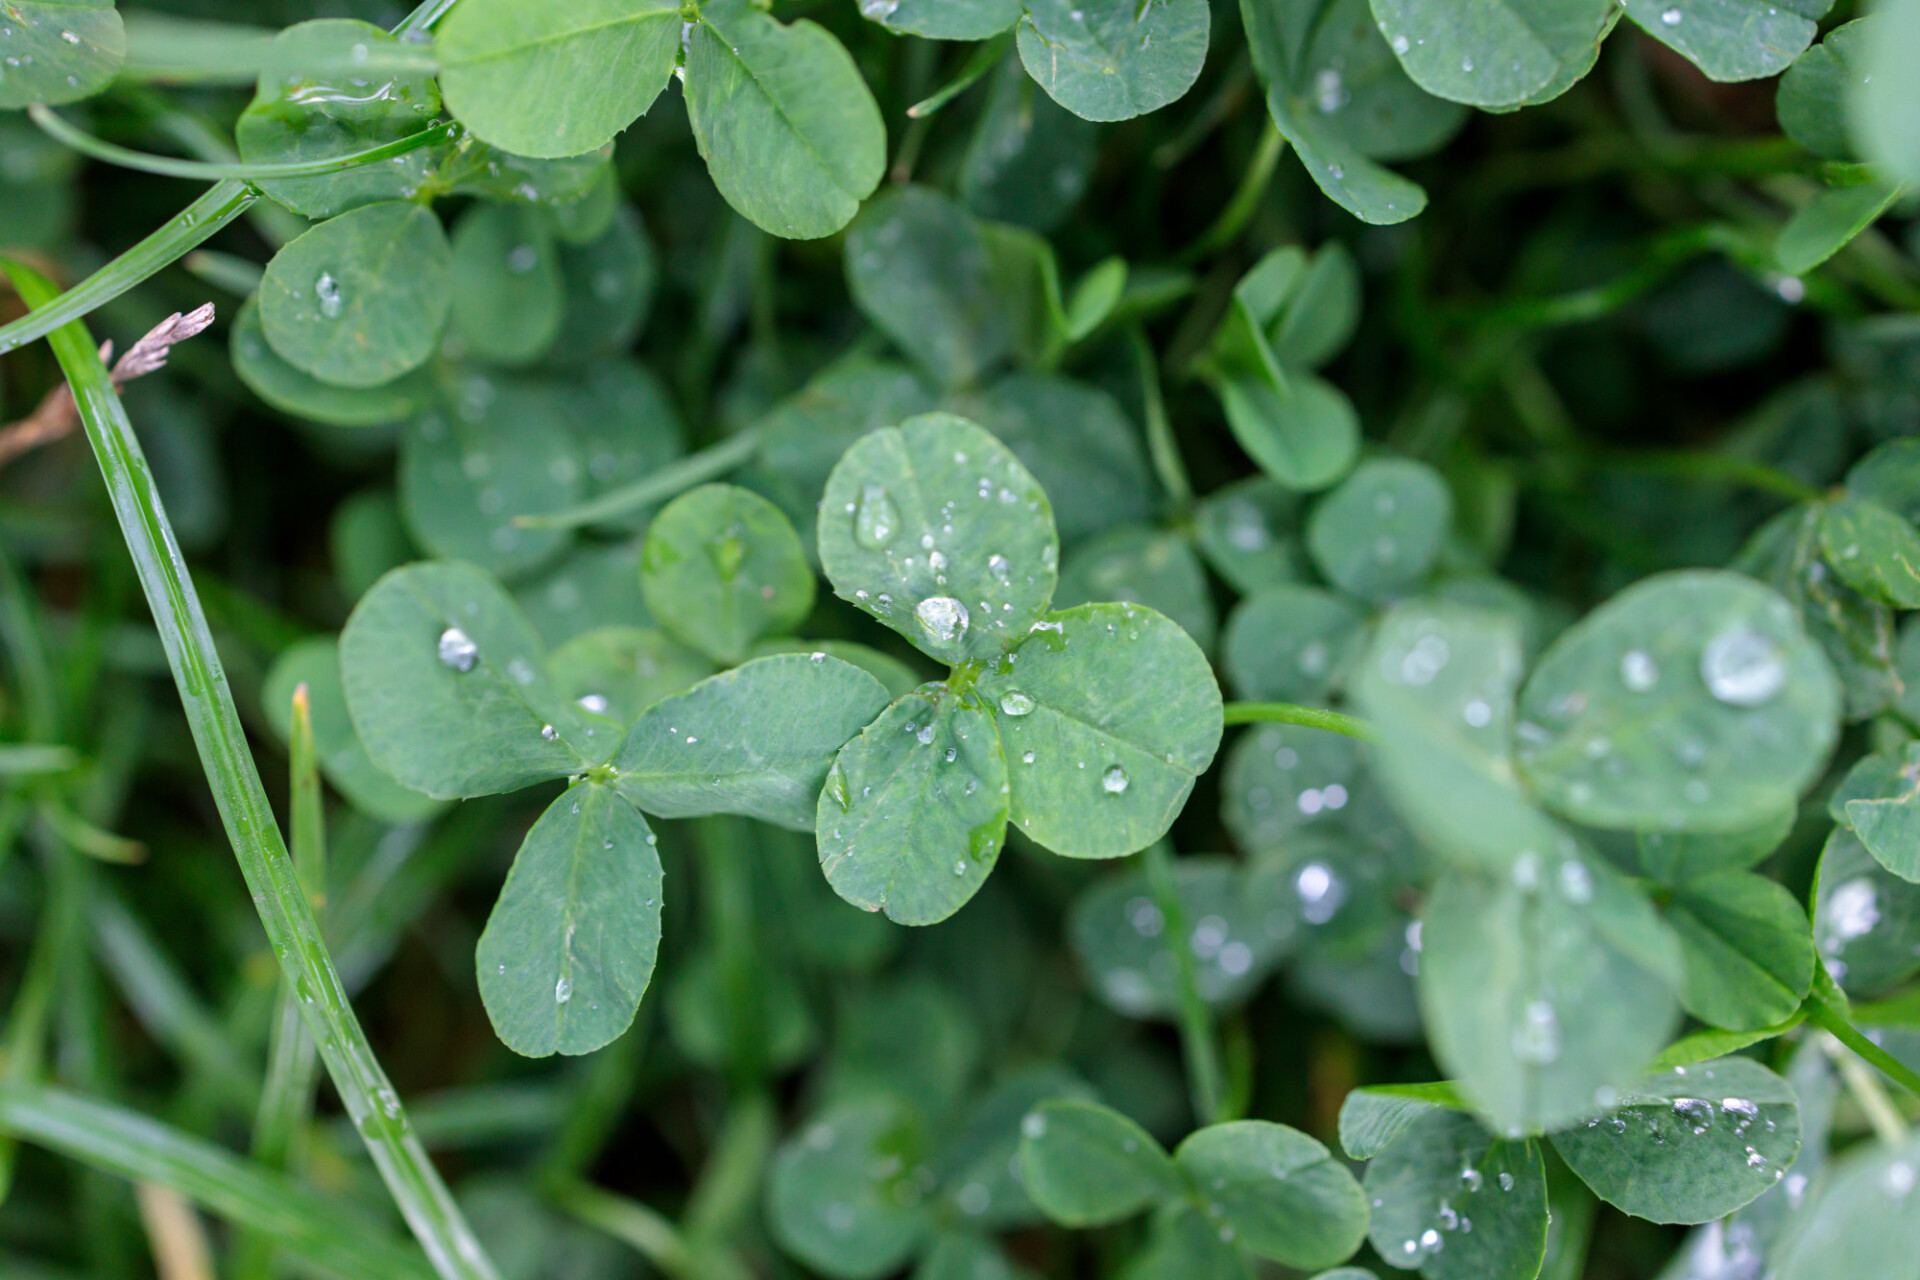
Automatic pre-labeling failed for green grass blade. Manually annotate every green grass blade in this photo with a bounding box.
[29,105,459,183]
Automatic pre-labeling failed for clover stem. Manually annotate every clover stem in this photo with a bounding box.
[1221,702,1376,741]
[0,181,258,358]
[395,0,462,34]
[515,431,762,531]
[1142,842,1228,1126]
[27,106,460,184]
[908,34,1012,119]
[1807,999,1920,1119]
[1129,326,1192,509]
[1175,122,1287,265]
[2,261,498,1280]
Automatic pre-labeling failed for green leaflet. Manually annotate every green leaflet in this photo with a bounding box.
[916,1234,1038,1280]
[639,485,814,666]
[339,560,596,799]
[1056,525,1216,654]
[230,294,428,428]
[981,603,1222,859]
[1015,0,1210,123]
[862,0,1021,40]
[1222,584,1366,704]
[1666,871,1816,1031]
[1419,853,1682,1135]
[547,626,711,728]
[0,0,124,108]
[546,204,658,365]
[1361,1107,1549,1279]
[1370,0,1617,109]
[514,539,651,646]
[234,19,441,219]
[1306,458,1452,602]
[1220,722,1366,852]
[816,688,1008,925]
[959,57,1100,234]
[1017,1099,1181,1226]
[1621,0,1828,83]
[259,200,452,388]
[261,636,443,824]
[1068,855,1297,1017]
[1818,494,1920,608]
[1636,803,1795,883]
[765,1097,930,1280]
[818,413,1058,666]
[610,654,893,831]
[1123,1202,1247,1280]
[332,489,415,599]
[435,0,680,160]
[1776,180,1902,275]
[1770,1131,1920,1280]
[845,187,1016,390]
[475,782,662,1057]
[1513,570,1841,833]
[1815,825,1920,995]
[1173,1121,1370,1270]
[1337,1083,1468,1160]
[397,378,581,580]
[1548,1057,1801,1224]
[751,638,925,701]
[684,0,886,240]
[1778,18,1871,159]
[447,202,565,367]
[1840,744,1920,882]
[1851,0,1920,188]
[933,1068,1096,1229]
[1194,478,1306,594]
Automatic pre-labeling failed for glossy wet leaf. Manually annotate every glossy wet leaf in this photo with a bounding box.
[1814,826,1920,995]
[1817,495,1920,609]
[1218,373,1362,493]
[259,201,452,388]
[752,639,924,701]
[262,636,443,824]
[230,295,427,427]
[982,603,1223,859]
[447,202,564,367]
[435,0,679,160]
[1221,722,1367,852]
[234,19,441,220]
[1621,0,1827,82]
[0,0,124,108]
[340,560,592,799]
[1123,1202,1247,1280]
[1015,0,1210,123]
[1337,1083,1467,1160]
[1420,853,1682,1135]
[846,187,1013,389]
[1549,1057,1801,1223]
[817,688,1006,925]
[684,0,886,239]
[1307,458,1451,602]
[1017,1098,1180,1226]
[818,413,1058,666]
[1069,855,1296,1017]
[1370,0,1617,108]
[1361,1107,1548,1279]
[1056,525,1215,653]
[638,485,813,665]
[765,1097,929,1280]
[1173,1121,1370,1270]
[547,626,711,728]
[1222,584,1366,704]
[1194,478,1305,593]
[1769,1131,1920,1280]
[1636,803,1794,883]
[398,380,581,580]
[1777,18,1870,159]
[1666,871,1816,1031]
[952,373,1155,545]
[1851,0,1920,188]
[1274,243,1364,369]
[476,782,661,1057]
[1776,181,1902,276]
[863,0,1021,40]
[1840,746,1920,882]
[514,539,650,646]
[1514,570,1841,833]
[934,1068,1095,1229]
[611,654,892,830]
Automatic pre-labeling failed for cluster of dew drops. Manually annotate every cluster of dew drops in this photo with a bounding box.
[1385,1163,1522,1264]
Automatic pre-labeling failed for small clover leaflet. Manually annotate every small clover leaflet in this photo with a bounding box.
[815,412,1224,923]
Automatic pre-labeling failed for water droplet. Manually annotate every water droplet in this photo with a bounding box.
[1887,1161,1916,1197]
[1461,1168,1484,1192]
[1620,649,1658,692]
[1021,750,1036,764]
[1660,5,1682,23]
[1558,860,1593,903]
[953,860,968,876]
[437,627,479,672]
[540,723,558,741]
[506,243,539,273]
[1498,1172,1514,1192]
[555,975,572,1003]
[1391,33,1410,54]
[1021,1112,1047,1139]
[578,693,609,714]
[1700,627,1786,706]
[914,595,969,645]
[1101,764,1129,794]
[854,484,899,549]
[999,690,1035,716]
[314,272,344,319]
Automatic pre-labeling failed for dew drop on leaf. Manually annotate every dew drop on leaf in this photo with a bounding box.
[540,723,558,741]
[437,626,479,672]
[554,975,572,1004]
[314,272,344,319]
[914,595,969,644]
[854,483,899,550]
[1101,764,1129,794]
[1620,649,1658,692]
[999,690,1035,717]
[1700,627,1786,706]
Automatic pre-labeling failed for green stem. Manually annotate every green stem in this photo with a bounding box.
[2,261,498,1280]
[1461,224,1737,332]
[908,34,1011,118]
[1808,999,1920,1103]
[516,432,761,532]
[1175,123,1286,265]
[1596,449,1826,505]
[28,105,458,183]
[1128,326,1191,508]
[396,0,461,34]
[0,182,257,358]
[0,839,82,1201]
[1142,843,1226,1125]
[1222,702,1376,741]
[0,745,78,777]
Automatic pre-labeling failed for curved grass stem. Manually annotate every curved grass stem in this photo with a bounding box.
[1222,702,1376,741]
[516,432,762,531]
[28,105,457,183]
[1,260,498,1280]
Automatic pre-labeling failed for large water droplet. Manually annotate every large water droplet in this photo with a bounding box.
[999,690,1035,717]
[914,595,969,645]
[315,272,344,319]
[854,484,899,549]
[555,975,572,1004]
[437,626,479,672]
[1700,627,1786,706]
[1102,764,1129,794]
[988,553,1011,583]
[1620,649,1658,692]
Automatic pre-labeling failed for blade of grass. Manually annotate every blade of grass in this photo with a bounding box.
[0,260,498,1280]
[515,431,761,532]
[1221,701,1376,740]
[1142,842,1227,1125]
[29,106,458,183]
[0,1081,436,1280]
